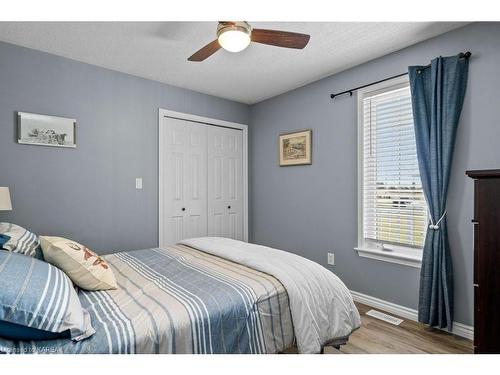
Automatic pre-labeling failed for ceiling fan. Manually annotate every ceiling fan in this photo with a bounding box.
[188,21,310,62]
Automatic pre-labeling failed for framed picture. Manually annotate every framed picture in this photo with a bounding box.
[279,129,312,166]
[17,112,76,148]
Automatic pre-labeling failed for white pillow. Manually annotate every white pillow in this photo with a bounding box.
[40,236,117,291]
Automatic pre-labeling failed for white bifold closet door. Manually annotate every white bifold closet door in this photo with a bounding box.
[207,126,243,240]
[160,118,208,245]
[160,116,243,246]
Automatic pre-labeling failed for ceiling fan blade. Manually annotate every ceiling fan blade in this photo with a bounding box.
[251,29,310,49]
[188,40,221,61]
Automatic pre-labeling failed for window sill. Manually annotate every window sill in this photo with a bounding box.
[354,246,422,268]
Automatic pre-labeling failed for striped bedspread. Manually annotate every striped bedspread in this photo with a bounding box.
[0,245,294,354]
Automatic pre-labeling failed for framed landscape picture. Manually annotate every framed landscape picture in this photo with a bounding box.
[17,112,76,148]
[279,129,312,166]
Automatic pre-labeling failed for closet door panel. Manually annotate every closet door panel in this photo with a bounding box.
[171,216,185,244]
[185,127,208,239]
[225,134,243,240]
[161,120,187,245]
[207,128,227,237]
[207,126,243,240]
[212,213,224,237]
[160,117,208,246]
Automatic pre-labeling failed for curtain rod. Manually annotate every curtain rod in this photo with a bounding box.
[329,51,471,100]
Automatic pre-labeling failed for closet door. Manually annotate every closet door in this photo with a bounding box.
[207,126,244,240]
[160,117,208,246]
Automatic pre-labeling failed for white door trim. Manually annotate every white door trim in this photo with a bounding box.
[158,108,249,245]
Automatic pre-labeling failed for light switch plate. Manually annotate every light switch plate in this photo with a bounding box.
[135,178,143,190]
[327,252,335,265]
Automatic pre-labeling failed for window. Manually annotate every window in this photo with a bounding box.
[356,77,427,268]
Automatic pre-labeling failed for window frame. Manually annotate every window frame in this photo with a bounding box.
[355,75,425,268]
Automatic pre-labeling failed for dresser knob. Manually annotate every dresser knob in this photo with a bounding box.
[181,207,186,211]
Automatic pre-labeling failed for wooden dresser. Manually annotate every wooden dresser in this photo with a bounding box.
[466,169,500,354]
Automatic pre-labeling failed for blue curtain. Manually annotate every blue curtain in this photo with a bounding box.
[408,55,469,330]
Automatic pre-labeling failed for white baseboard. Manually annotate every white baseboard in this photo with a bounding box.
[350,290,474,341]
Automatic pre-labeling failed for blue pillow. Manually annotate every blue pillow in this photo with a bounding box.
[0,234,10,248]
[32,245,45,260]
[0,320,70,341]
[0,251,95,341]
[0,223,40,258]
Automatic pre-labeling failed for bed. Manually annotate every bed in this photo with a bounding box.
[0,238,360,354]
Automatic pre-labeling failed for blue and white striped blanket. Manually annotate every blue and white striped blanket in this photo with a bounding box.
[0,244,294,354]
[181,237,361,353]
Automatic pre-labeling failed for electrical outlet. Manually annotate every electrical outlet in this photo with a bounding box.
[327,252,335,265]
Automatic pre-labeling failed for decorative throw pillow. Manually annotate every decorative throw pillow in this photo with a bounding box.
[0,317,71,341]
[0,222,43,258]
[40,236,117,291]
[0,234,10,248]
[0,251,95,341]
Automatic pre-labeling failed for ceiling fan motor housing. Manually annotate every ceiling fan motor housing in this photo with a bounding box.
[217,21,252,39]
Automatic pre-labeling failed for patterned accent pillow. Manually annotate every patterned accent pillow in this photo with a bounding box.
[40,236,117,291]
[0,234,10,248]
[0,251,95,341]
[0,222,43,259]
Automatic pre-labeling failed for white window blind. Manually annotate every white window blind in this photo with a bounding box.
[362,84,427,249]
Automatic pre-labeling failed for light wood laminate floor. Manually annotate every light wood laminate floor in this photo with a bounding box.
[286,302,473,354]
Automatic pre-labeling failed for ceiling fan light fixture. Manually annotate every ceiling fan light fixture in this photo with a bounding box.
[188,21,310,62]
[217,22,251,53]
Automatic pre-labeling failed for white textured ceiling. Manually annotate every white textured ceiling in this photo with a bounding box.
[0,22,467,104]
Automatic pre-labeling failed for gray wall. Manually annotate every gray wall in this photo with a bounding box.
[2,22,498,327]
[250,22,500,326]
[0,41,250,254]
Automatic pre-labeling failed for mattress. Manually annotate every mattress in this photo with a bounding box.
[0,244,294,354]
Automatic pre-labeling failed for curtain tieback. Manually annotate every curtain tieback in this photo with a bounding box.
[429,210,447,230]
